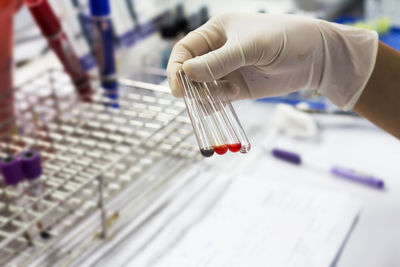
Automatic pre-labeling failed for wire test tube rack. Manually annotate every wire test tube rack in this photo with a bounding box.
[0,68,199,266]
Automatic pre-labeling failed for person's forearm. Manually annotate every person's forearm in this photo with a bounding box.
[354,41,400,139]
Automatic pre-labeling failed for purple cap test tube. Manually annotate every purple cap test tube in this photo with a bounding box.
[0,155,24,186]
[21,150,43,180]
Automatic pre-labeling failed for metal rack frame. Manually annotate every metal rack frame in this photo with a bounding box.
[0,68,199,266]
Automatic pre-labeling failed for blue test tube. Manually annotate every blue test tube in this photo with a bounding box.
[89,0,118,105]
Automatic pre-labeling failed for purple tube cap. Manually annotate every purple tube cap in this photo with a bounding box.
[1,155,24,186]
[21,150,43,180]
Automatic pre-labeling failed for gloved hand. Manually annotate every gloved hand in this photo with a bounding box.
[167,13,378,110]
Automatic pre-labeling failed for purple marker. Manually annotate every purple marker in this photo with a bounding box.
[271,148,385,190]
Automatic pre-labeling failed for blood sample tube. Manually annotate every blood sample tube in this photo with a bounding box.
[199,82,242,153]
[0,0,22,134]
[26,0,92,101]
[177,70,214,157]
[211,81,251,153]
[179,71,228,155]
[177,70,251,156]
[192,82,228,155]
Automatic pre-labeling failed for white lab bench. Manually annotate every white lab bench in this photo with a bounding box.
[233,102,400,267]
[237,102,400,267]
[81,100,400,267]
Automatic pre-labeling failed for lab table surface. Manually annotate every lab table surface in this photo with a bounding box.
[94,100,400,267]
[237,101,400,267]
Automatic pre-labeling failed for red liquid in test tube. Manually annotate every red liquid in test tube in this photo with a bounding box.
[26,0,92,101]
[177,70,251,157]
[228,142,242,153]
[214,145,228,155]
[0,0,22,133]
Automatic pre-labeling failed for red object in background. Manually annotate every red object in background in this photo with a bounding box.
[48,32,92,99]
[0,0,22,134]
[26,0,92,100]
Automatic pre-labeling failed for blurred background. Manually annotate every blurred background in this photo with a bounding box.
[12,0,400,109]
[12,0,400,75]
[0,0,399,266]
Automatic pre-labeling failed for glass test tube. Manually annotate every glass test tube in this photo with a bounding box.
[193,83,229,155]
[182,72,227,155]
[177,70,251,156]
[184,72,227,155]
[200,82,242,153]
[211,81,251,153]
[177,70,214,157]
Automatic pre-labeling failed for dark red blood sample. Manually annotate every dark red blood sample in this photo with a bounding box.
[228,143,242,153]
[214,145,228,155]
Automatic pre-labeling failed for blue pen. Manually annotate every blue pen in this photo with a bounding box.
[269,148,385,190]
[89,0,118,105]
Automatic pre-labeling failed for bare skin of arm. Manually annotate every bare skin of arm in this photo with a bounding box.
[354,41,400,139]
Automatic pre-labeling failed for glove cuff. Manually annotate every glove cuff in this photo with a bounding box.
[316,20,379,110]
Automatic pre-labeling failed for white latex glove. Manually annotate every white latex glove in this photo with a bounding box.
[167,13,378,110]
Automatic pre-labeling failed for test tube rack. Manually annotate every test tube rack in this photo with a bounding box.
[0,68,199,266]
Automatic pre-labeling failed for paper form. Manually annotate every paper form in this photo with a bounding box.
[98,171,361,267]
